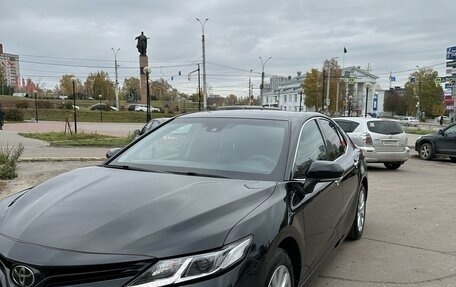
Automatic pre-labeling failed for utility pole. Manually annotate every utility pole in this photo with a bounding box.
[249,69,253,105]
[111,48,120,110]
[196,18,208,110]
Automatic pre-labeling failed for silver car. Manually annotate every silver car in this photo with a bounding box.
[334,117,409,169]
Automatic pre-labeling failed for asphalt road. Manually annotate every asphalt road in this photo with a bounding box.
[313,157,456,287]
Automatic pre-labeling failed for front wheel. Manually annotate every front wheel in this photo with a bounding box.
[384,162,402,170]
[419,143,433,160]
[348,185,366,240]
[449,157,456,163]
[264,249,294,287]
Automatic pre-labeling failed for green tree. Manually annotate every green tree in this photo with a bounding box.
[121,77,140,101]
[384,89,406,116]
[404,68,443,118]
[59,75,83,96]
[86,71,115,100]
[303,68,322,111]
[226,94,237,105]
[322,58,344,114]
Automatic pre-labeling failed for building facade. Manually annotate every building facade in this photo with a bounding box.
[0,44,20,89]
[262,67,382,116]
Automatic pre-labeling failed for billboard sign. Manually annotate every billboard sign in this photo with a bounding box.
[447,46,456,60]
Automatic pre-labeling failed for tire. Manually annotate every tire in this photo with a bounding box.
[450,157,456,163]
[348,185,366,240]
[419,143,433,160]
[384,162,402,170]
[264,249,294,287]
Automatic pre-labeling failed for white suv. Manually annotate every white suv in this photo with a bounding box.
[334,117,409,169]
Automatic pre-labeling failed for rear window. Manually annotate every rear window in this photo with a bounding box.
[367,121,403,135]
[334,120,360,133]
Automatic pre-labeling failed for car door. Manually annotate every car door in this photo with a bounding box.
[317,118,361,237]
[290,118,344,271]
[435,124,456,155]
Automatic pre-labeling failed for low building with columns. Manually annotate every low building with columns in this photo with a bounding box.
[262,67,383,116]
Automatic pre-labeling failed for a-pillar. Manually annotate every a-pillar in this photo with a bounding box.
[139,55,148,104]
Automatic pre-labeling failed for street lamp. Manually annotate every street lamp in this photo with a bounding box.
[98,94,103,123]
[196,18,209,110]
[259,56,272,105]
[143,67,152,122]
[71,78,78,134]
[111,48,120,110]
[364,82,372,117]
[34,90,38,123]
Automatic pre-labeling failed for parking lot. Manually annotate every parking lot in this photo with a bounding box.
[314,156,456,287]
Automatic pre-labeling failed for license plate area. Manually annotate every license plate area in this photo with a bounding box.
[382,139,398,146]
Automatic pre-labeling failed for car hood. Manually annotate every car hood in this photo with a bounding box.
[0,166,275,260]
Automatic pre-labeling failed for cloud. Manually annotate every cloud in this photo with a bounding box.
[1,0,455,95]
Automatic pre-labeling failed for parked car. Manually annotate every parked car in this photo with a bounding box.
[415,122,456,162]
[134,117,172,138]
[90,103,118,111]
[334,117,409,169]
[135,104,160,112]
[400,116,419,127]
[126,104,139,111]
[0,111,367,287]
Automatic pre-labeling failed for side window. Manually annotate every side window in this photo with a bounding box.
[318,119,346,161]
[293,120,327,178]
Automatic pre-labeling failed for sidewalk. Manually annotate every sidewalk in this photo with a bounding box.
[0,121,144,161]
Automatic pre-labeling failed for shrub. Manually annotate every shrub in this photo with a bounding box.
[4,108,24,121]
[15,100,29,109]
[37,100,53,109]
[0,144,24,179]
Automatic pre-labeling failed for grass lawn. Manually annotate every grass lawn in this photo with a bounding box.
[19,132,133,147]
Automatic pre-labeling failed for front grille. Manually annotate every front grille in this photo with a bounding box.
[0,254,154,287]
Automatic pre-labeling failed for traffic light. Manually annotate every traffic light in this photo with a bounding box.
[178,71,181,76]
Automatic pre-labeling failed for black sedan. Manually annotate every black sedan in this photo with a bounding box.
[415,122,456,162]
[0,110,367,287]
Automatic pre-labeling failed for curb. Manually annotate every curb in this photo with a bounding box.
[19,157,106,162]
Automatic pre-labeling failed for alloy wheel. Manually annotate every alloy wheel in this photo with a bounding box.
[357,189,366,233]
[268,265,292,287]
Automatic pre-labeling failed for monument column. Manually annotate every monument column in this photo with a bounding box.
[139,55,148,104]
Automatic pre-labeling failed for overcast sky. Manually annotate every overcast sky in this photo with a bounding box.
[1,0,455,97]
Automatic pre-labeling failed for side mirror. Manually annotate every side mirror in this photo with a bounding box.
[438,129,444,135]
[106,147,122,159]
[305,161,345,182]
[133,129,141,136]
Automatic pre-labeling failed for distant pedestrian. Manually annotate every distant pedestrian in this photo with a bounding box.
[0,105,4,130]
[439,115,444,126]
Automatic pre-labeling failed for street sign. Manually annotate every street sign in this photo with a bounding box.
[446,46,456,60]
[446,60,456,68]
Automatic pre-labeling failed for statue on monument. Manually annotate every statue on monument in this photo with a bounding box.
[135,31,148,55]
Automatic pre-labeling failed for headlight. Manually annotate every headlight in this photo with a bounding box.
[128,236,252,287]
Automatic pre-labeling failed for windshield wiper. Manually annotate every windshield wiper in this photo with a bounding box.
[103,164,162,173]
[166,171,228,178]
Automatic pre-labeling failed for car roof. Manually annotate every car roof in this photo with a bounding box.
[334,117,398,123]
[178,110,323,124]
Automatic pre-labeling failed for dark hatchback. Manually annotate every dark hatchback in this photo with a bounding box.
[0,111,368,287]
[415,122,456,162]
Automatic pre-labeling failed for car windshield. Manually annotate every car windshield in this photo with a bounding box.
[367,120,404,135]
[109,117,289,180]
